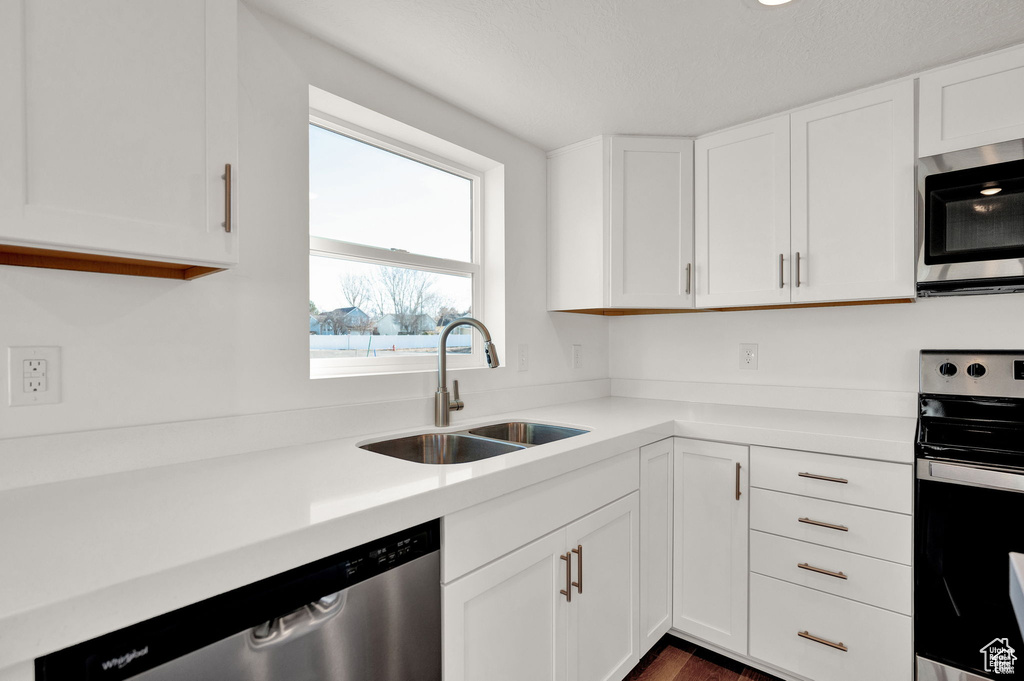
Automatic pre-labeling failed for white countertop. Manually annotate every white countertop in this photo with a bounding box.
[0,396,915,675]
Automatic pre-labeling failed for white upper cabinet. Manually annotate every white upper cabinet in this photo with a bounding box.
[920,44,1024,157]
[790,81,916,303]
[694,117,791,308]
[548,136,694,310]
[0,0,238,270]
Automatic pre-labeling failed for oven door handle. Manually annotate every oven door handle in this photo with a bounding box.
[918,459,1024,493]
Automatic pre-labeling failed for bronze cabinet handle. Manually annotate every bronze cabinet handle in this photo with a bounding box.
[735,462,742,501]
[798,562,848,580]
[798,472,849,484]
[685,263,691,295]
[795,251,801,287]
[798,630,848,652]
[560,552,572,602]
[222,163,232,233]
[798,517,849,532]
[779,253,785,289]
[572,545,583,594]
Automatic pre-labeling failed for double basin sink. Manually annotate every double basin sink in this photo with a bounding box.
[360,422,589,465]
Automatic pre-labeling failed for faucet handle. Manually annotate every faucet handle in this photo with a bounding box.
[450,380,464,412]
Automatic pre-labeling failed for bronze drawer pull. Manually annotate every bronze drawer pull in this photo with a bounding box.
[798,630,848,652]
[798,472,849,484]
[572,544,583,594]
[560,552,572,602]
[798,562,848,580]
[798,517,849,532]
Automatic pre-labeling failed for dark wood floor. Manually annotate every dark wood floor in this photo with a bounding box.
[624,636,782,681]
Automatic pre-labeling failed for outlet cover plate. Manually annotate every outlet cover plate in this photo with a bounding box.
[8,347,61,406]
[739,343,758,370]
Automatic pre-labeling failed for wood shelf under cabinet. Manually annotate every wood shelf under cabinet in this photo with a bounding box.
[0,245,225,281]
[557,298,915,316]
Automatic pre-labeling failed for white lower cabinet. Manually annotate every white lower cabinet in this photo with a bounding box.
[639,439,673,654]
[749,574,912,681]
[443,467,640,681]
[672,438,749,655]
[443,530,568,681]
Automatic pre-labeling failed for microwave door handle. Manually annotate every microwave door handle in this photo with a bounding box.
[918,460,1024,493]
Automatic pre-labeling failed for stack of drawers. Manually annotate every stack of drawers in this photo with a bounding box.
[747,446,913,681]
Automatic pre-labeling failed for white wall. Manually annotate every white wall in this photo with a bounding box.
[609,294,1024,399]
[0,5,608,444]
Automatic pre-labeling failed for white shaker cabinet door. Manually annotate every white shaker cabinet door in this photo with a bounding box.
[673,438,749,655]
[567,492,640,681]
[790,81,915,304]
[919,44,1024,157]
[695,116,790,308]
[0,0,237,267]
[443,529,568,681]
[609,137,694,308]
[639,439,673,654]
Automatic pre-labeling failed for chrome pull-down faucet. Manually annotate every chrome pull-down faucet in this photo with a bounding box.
[436,317,499,427]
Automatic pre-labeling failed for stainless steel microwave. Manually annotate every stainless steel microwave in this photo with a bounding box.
[918,139,1024,296]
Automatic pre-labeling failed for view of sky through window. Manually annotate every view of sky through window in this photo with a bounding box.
[309,125,472,262]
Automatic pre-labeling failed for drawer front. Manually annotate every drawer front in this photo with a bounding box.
[749,573,912,681]
[751,446,912,513]
[750,488,911,564]
[750,530,911,615]
[443,449,640,582]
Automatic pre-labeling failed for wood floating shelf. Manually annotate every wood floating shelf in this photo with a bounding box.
[557,298,916,316]
[0,245,224,281]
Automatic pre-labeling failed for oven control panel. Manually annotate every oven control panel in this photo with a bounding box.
[921,350,1024,396]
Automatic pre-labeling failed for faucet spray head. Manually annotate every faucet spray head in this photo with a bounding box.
[483,341,500,368]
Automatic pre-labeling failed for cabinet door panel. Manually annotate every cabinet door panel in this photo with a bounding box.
[673,438,749,654]
[640,439,673,654]
[695,117,790,308]
[443,530,567,681]
[920,45,1024,156]
[790,82,915,303]
[610,137,694,308]
[0,0,237,266]
[567,492,640,681]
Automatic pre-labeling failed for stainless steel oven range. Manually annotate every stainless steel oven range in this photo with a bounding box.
[917,351,1024,680]
[34,519,441,681]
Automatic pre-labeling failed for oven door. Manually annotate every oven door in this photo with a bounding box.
[917,459,1024,679]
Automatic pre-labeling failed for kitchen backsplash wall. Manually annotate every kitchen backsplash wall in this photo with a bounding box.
[609,294,1024,400]
[0,6,609,442]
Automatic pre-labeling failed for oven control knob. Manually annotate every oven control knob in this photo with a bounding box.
[967,363,987,378]
[938,362,958,377]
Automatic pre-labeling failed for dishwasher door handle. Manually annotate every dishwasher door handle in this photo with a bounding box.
[249,591,347,647]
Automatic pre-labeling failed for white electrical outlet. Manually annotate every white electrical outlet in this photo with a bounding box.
[571,344,583,370]
[8,347,61,406]
[518,344,529,372]
[739,343,758,370]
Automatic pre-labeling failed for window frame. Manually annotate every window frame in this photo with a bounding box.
[308,110,485,378]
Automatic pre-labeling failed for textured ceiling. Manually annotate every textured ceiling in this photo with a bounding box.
[247,0,1024,150]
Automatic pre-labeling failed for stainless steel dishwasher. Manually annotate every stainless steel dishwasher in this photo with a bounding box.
[35,520,441,681]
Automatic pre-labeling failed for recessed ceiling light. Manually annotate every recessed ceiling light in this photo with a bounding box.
[758,0,794,5]
[980,187,1002,196]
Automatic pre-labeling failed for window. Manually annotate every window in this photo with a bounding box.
[308,113,483,376]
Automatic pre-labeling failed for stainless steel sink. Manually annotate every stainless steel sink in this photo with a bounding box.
[360,433,526,464]
[466,422,589,446]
